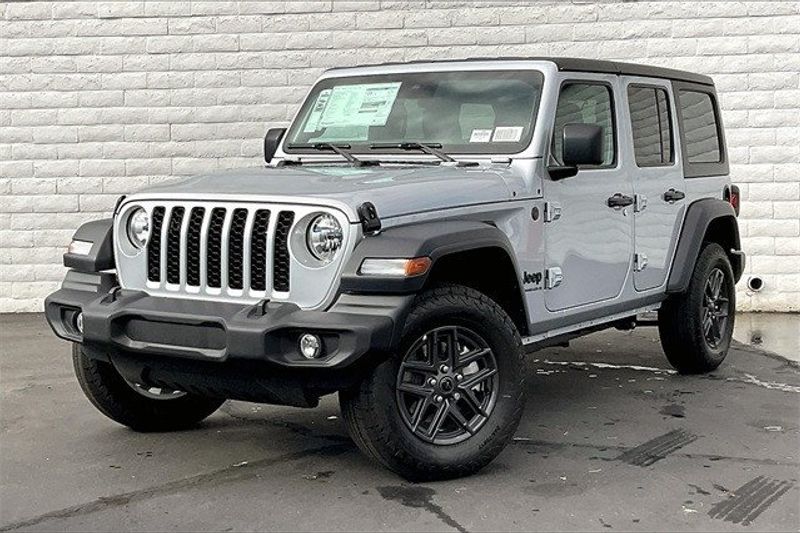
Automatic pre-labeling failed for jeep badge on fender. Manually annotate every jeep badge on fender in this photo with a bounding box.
[46,58,743,481]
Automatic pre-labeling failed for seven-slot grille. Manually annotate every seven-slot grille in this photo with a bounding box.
[146,205,294,294]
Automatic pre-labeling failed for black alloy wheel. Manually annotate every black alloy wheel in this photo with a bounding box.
[396,326,499,445]
[702,267,730,349]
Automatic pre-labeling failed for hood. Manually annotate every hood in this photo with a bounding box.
[137,164,522,221]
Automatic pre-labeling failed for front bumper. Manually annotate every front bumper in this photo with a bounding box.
[45,270,410,404]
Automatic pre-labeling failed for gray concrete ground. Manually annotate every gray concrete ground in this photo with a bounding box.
[1,313,798,532]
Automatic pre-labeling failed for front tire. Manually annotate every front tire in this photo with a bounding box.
[340,285,526,481]
[73,344,224,432]
[658,243,736,374]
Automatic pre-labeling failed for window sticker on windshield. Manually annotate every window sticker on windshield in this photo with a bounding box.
[469,129,493,143]
[492,126,524,143]
[303,89,332,133]
[308,82,402,130]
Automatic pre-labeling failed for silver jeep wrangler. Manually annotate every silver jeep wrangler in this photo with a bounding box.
[46,58,744,480]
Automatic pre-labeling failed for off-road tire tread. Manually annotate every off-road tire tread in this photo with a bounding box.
[72,344,224,432]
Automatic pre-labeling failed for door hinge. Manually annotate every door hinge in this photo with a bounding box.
[634,253,648,272]
[544,202,561,223]
[634,194,647,213]
[545,266,563,289]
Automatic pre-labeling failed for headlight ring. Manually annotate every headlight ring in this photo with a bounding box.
[127,207,150,249]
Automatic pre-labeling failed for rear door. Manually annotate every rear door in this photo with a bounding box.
[543,75,634,311]
[622,78,685,291]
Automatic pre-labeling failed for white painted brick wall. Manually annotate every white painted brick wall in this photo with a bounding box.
[1,1,799,312]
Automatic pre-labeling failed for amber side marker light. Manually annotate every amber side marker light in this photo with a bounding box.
[359,257,432,277]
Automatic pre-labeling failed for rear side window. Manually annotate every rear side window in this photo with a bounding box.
[678,90,722,164]
[552,83,615,167]
[628,86,673,167]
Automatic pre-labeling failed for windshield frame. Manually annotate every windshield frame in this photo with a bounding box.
[283,68,545,157]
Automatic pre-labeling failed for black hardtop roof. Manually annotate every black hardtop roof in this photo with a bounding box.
[329,57,714,86]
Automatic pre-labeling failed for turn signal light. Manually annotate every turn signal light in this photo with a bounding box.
[359,257,432,277]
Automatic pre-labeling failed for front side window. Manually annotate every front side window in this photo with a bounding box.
[628,85,673,167]
[679,90,721,164]
[286,70,544,155]
[552,83,615,167]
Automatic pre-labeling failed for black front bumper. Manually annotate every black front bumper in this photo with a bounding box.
[46,270,410,405]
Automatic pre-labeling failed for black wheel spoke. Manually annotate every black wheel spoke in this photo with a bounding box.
[460,387,489,417]
[460,367,497,389]
[458,347,490,369]
[425,400,450,439]
[401,360,436,373]
[398,382,433,397]
[449,403,475,434]
[411,396,432,431]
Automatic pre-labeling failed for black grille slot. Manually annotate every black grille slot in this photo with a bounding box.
[250,210,271,291]
[166,207,185,285]
[273,211,294,292]
[186,207,205,286]
[227,208,248,290]
[206,208,226,288]
[147,206,165,282]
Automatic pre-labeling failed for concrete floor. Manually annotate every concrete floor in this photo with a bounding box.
[1,313,798,532]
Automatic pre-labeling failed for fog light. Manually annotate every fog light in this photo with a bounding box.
[299,333,322,359]
[75,312,84,335]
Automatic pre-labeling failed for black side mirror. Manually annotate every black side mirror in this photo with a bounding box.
[264,127,286,163]
[548,123,604,181]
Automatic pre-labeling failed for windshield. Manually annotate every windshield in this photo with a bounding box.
[285,70,544,155]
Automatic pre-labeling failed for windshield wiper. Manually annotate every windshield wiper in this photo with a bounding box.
[369,142,478,167]
[286,142,377,167]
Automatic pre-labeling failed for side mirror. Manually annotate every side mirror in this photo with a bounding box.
[548,123,604,181]
[264,127,286,163]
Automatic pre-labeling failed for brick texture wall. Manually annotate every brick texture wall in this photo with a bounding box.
[1,1,799,312]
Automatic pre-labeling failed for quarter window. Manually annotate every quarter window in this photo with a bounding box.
[552,83,615,167]
[678,90,722,164]
[628,86,673,167]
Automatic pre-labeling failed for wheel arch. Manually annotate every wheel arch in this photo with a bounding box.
[667,198,744,294]
[339,220,530,336]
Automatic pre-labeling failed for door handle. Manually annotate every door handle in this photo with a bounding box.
[607,193,634,209]
[663,188,686,203]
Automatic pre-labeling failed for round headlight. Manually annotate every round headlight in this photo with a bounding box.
[306,213,343,263]
[127,207,150,249]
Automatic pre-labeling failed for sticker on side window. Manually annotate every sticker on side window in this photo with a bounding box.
[469,129,493,143]
[492,126,524,142]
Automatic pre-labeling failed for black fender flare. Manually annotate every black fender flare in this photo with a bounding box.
[339,219,523,294]
[667,198,743,293]
[63,218,115,273]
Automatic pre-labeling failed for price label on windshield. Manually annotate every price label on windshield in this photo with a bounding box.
[303,82,402,132]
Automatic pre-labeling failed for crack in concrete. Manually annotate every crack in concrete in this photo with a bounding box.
[0,443,352,532]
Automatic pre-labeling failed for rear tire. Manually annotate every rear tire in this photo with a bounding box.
[340,285,526,481]
[73,344,224,432]
[658,243,736,374]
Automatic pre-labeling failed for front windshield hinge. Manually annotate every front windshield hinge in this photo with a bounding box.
[358,202,382,234]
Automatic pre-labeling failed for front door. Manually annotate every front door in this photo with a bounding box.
[543,76,634,312]
[622,78,685,291]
